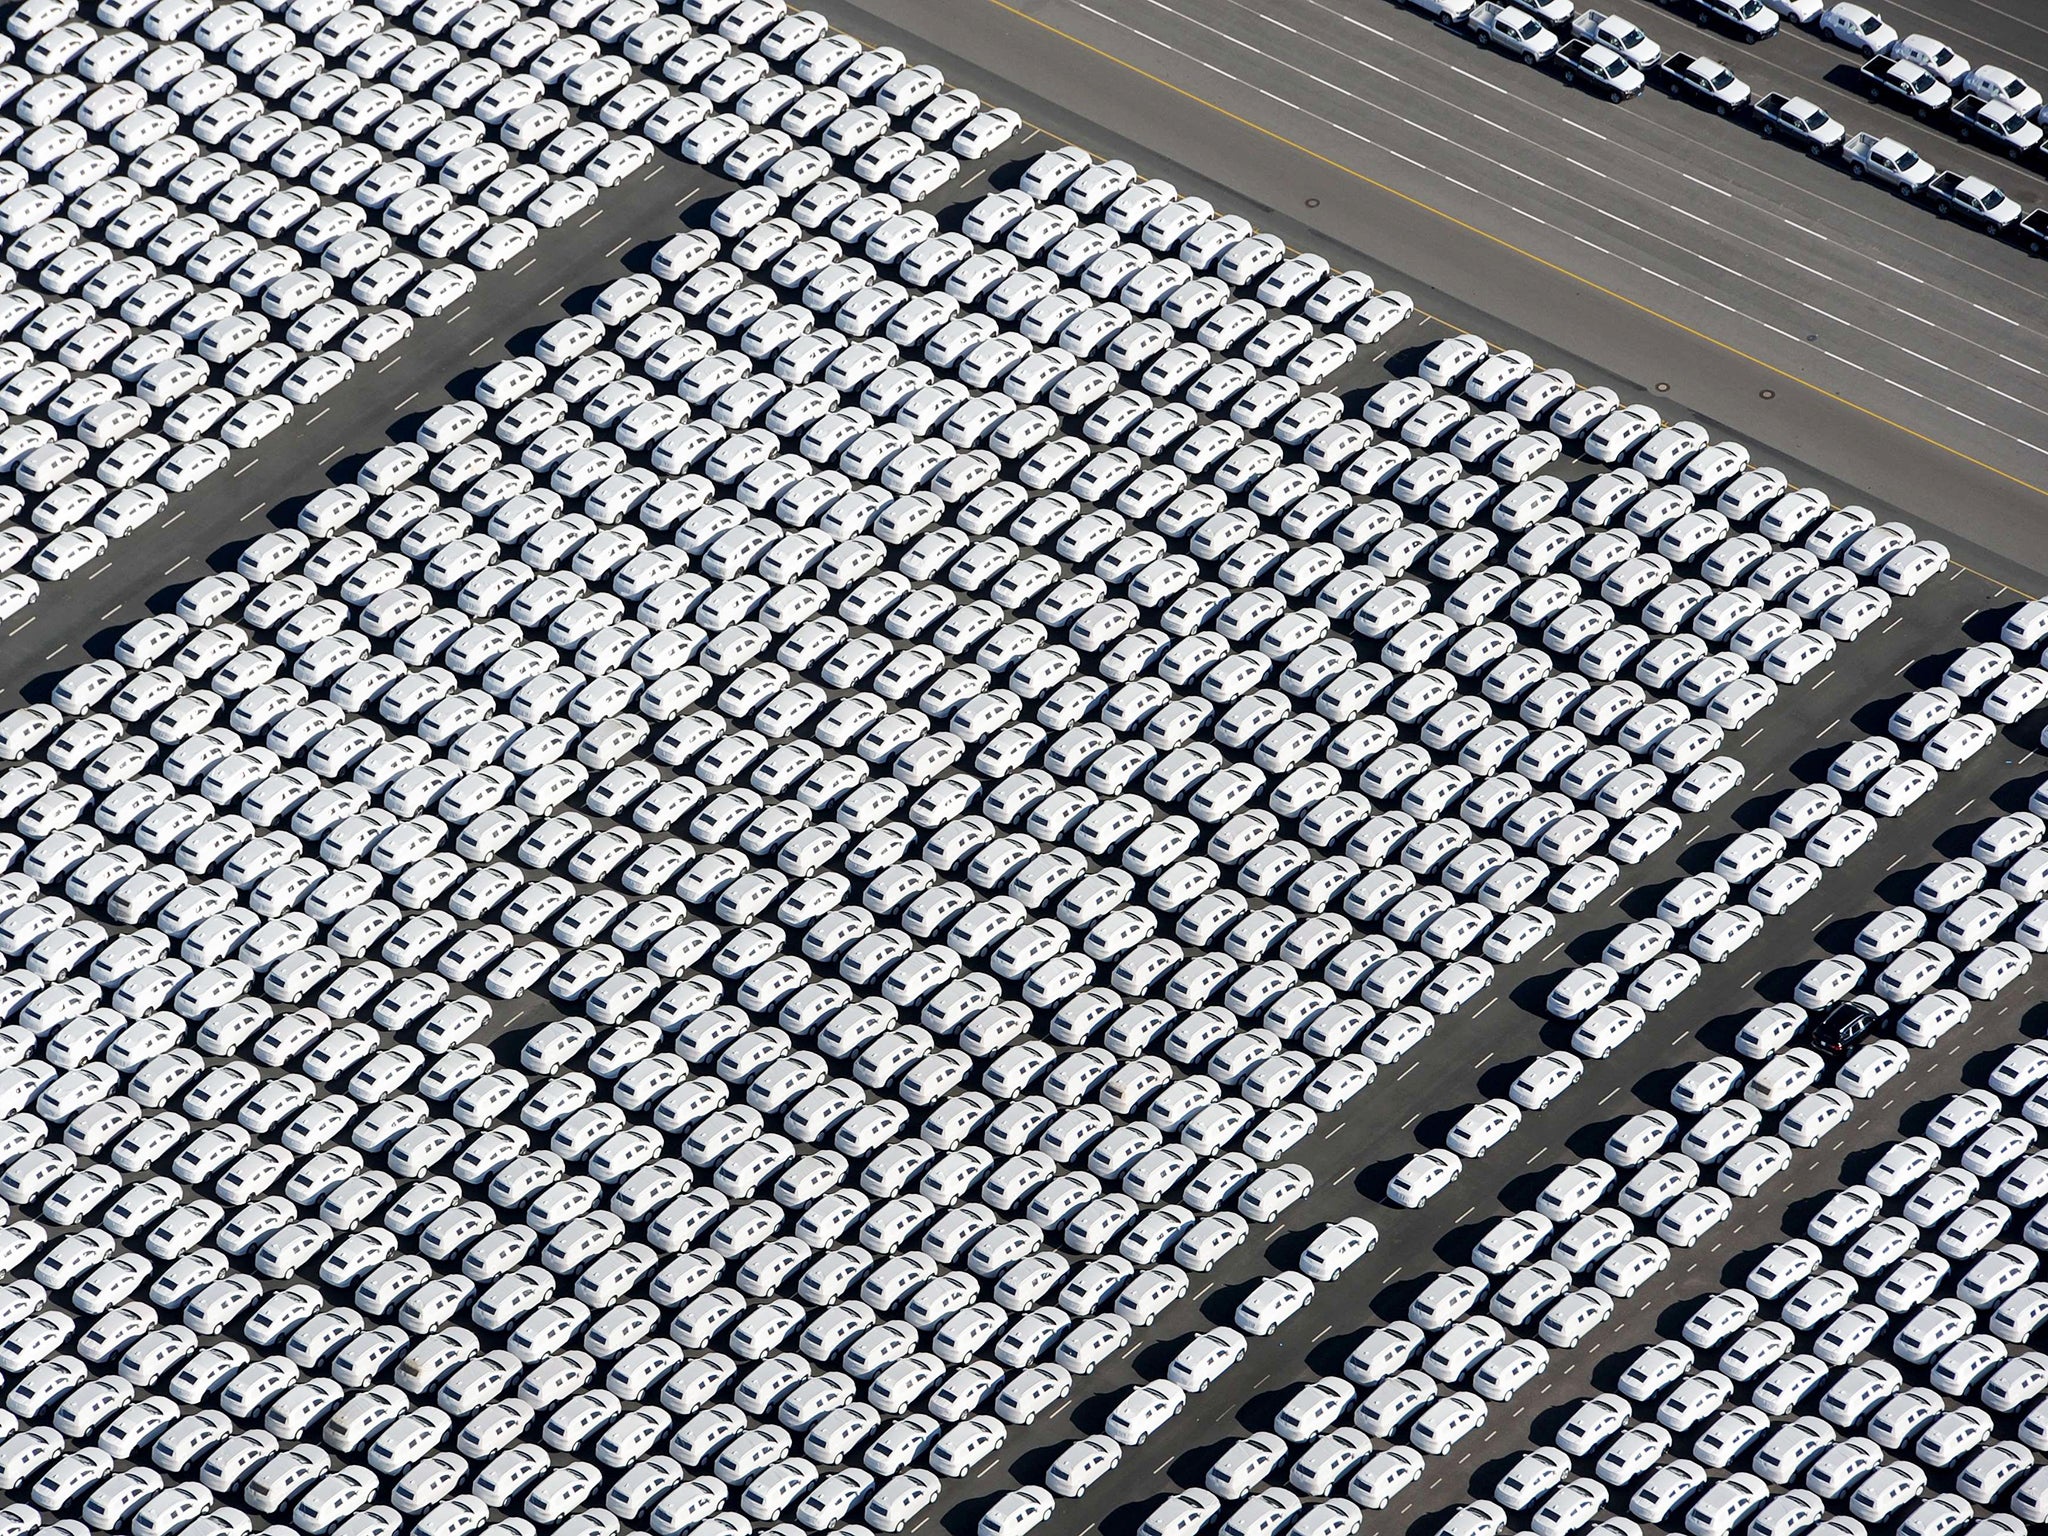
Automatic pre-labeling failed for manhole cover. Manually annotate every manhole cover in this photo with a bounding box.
[1654,382,1670,393]
[1760,389,1775,400]
[1305,197,1320,208]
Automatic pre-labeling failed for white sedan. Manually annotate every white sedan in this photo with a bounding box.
[1925,715,1995,771]
[468,219,537,271]
[1865,761,1938,816]
[1106,1382,1187,1446]
[1806,811,1878,868]
[1300,1217,1379,1282]
[1386,1150,1463,1208]
[1237,1273,1317,1337]
[1510,1052,1583,1110]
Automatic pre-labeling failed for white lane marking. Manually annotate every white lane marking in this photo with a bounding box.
[1244,0,2048,340]
[1064,0,2048,458]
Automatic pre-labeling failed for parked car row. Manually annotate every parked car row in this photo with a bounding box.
[1493,1028,2048,1536]
[1177,724,2044,1536]
[1389,0,2048,252]
[0,0,998,626]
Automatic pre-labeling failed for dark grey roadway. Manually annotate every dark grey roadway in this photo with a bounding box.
[826,0,2048,595]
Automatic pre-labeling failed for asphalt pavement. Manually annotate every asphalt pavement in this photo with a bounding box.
[825,0,2048,594]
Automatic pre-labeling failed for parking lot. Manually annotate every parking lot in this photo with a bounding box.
[1,4,2046,1536]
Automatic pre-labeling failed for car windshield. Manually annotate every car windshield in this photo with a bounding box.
[1707,68,1734,90]
[1505,16,1538,38]
[1894,148,1921,169]
[1792,103,1825,128]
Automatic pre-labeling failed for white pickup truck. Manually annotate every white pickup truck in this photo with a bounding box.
[1841,132,1938,194]
[1572,8,1663,66]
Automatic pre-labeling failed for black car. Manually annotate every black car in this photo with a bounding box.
[1811,999,1878,1054]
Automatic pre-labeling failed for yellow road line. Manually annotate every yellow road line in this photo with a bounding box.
[984,0,2048,531]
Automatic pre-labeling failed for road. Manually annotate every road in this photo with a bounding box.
[823,0,2048,595]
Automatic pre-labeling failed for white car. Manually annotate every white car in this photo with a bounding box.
[980,1489,1055,1536]
[1961,63,2044,119]
[1046,1435,1122,1498]
[1807,811,1878,869]
[1925,715,1994,770]
[1404,0,1479,21]
[1781,1088,1856,1147]
[1829,736,1901,791]
[1720,1137,1793,1197]
[1300,1217,1379,1281]
[1819,2,1899,53]
[1168,1329,1246,1393]
[1387,1149,1463,1208]
[1350,1447,1425,1509]
[1106,1382,1187,1446]
[468,219,537,271]
[1837,1039,1911,1098]
[1469,3,1560,61]
[1597,1237,1673,1297]
[1866,760,1938,816]
[1237,1273,1316,1337]
[1510,1052,1584,1110]
[1572,1002,1645,1060]
[1447,1099,1523,1157]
